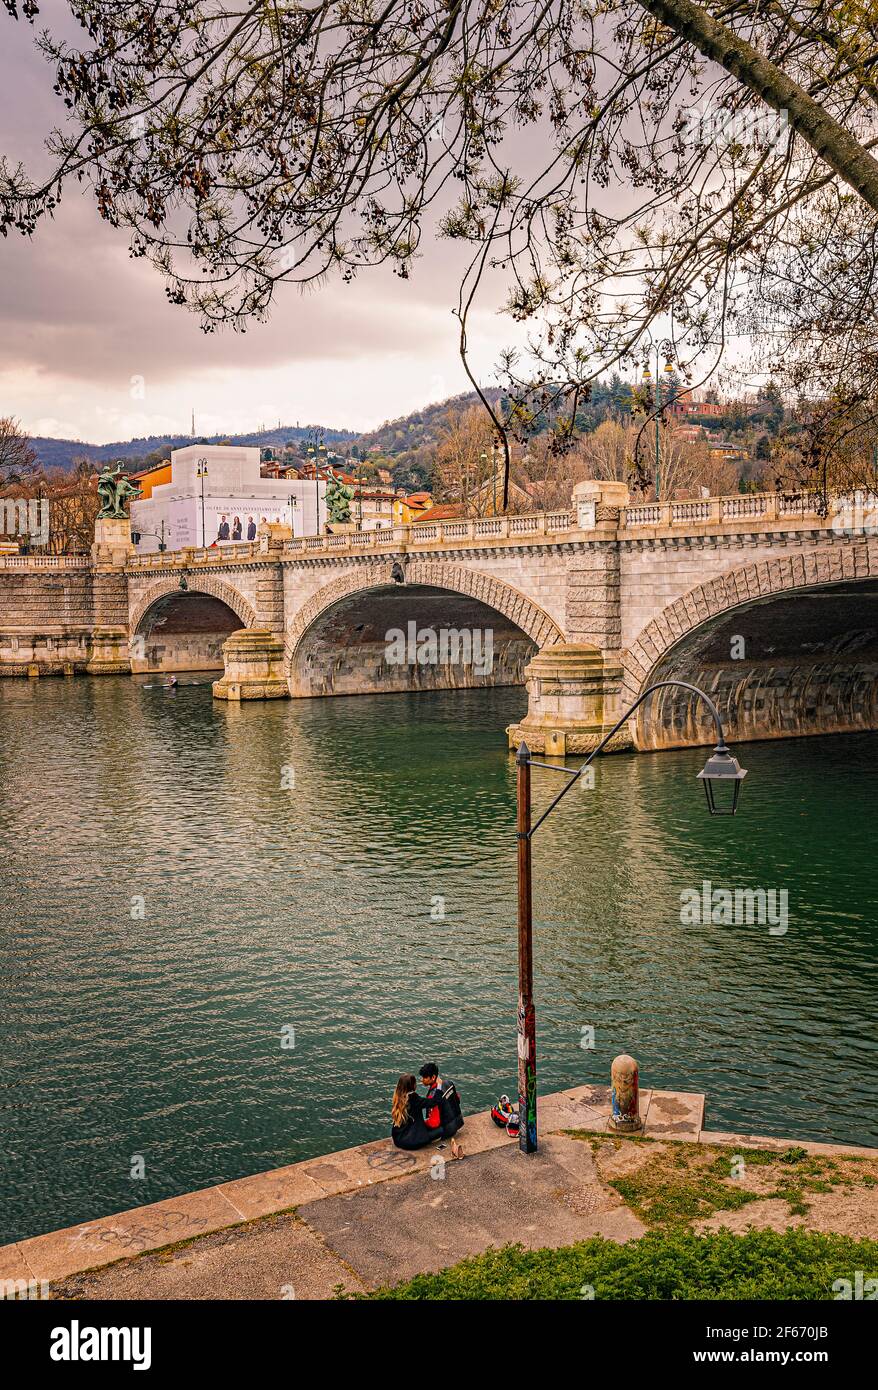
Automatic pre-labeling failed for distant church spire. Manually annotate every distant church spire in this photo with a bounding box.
[190,408,195,439]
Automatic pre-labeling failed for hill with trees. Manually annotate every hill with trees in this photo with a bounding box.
[21,376,866,505]
[29,423,358,473]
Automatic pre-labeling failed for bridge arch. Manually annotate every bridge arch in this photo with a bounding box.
[284,557,564,695]
[622,540,878,747]
[285,559,563,670]
[129,575,256,639]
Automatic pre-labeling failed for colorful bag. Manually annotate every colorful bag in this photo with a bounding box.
[490,1094,519,1136]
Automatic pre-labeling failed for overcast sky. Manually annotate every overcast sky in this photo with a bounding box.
[0,9,515,444]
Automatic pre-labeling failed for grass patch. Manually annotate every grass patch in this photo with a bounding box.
[611,1168,756,1228]
[354,1228,878,1300]
[564,1133,875,1230]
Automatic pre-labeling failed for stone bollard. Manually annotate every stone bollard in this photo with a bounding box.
[609,1053,643,1133]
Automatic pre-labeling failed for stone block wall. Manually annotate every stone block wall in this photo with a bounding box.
[565,542,622,652]
[0,571,126,676]
[635,658,878,749]
[619,532,845,651]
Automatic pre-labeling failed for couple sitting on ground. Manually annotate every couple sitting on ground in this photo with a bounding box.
[391,1062,464,1160]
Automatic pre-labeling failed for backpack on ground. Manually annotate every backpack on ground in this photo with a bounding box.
[490,1094,520,1136]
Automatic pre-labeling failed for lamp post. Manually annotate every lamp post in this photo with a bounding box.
[514,679,746,1155]
[287,493,298,538]
[478,442,502,515]
[196,458,208,547]
[307,448,322,535]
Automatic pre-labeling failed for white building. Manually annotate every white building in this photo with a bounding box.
[130,444,327,553]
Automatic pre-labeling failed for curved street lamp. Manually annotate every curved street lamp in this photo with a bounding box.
[514,679,746,1154]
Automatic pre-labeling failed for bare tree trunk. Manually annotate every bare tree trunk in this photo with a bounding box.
[638,0,878,214]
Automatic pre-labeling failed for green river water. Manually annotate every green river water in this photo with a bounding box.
[0,677,875,1244]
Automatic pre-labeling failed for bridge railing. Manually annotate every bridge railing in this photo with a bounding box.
[0,554,91,568]
[116,489,878,571]
[127,542,258,568]
[279,511,576,554]
[621,490,866,527]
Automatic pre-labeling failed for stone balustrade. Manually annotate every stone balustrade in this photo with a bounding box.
[113,489,876,569]
[0,554,91,569]
[621,491,838,527]
[2,489,875,574]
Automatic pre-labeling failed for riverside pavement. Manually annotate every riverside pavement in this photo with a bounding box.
[3,1083,874,1299]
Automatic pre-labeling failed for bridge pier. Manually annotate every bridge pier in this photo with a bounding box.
[212,628,289,701]
[84,627,132,676]
[506,643,631,755]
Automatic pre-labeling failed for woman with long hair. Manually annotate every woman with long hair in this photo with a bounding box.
[391,1074,462,1157]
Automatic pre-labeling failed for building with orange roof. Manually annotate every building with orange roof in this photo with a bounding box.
[393,491,433,524]
[131,460,172,498]
[412,503,466,523]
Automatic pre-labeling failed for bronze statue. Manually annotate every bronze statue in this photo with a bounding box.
[324,467,354,524]
[97,462,142,519]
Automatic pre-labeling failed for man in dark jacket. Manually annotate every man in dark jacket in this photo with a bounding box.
[419,1062,464,1142]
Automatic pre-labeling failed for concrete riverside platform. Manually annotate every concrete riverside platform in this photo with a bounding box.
[2,1083,875,1292]
[1,1084,675,1284]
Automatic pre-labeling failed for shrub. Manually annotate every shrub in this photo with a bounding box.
[361,1228,878,1301]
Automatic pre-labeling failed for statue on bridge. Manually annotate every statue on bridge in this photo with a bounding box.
[97,462,142,519]
[324,468,354,525]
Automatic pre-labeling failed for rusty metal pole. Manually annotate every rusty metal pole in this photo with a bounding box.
[516,741,537,1153]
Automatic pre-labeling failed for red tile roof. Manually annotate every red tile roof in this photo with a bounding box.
[412,503,465,522]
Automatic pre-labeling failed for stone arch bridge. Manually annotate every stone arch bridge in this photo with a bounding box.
[2,484,877,751]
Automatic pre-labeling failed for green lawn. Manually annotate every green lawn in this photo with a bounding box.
[356,1228,878,1300]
